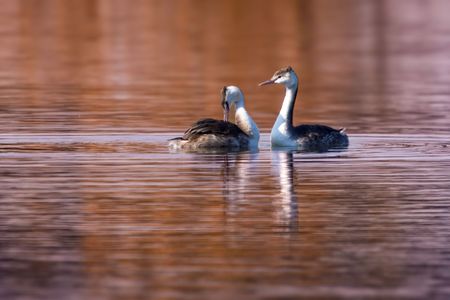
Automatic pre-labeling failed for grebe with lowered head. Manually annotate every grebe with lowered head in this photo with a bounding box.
[169,86,259,151]
[259,66,349,151]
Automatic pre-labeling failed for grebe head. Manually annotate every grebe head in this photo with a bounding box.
[259,66,298,88]
[221,85,244,122]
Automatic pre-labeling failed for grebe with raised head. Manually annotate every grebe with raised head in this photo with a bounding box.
[259,66,349,151]
[169,86,259,151]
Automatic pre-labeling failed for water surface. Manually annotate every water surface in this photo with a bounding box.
[1,1,450,299]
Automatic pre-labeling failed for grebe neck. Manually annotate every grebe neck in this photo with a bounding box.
[235,98,260,145]
[270,82,299,146]
[277,84,298,129]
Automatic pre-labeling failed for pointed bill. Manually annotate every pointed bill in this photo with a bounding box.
[223,102,230,122]
[258,79,275,86]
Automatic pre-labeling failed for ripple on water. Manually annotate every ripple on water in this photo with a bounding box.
[1,133,450,300]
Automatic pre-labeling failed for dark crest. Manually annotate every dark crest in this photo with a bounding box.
[274,66,293,77]
[221,86,227,98]
[221,86,227,107]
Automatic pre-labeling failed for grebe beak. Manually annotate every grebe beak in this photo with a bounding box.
[258,79,275,86]
[223,101,230,122]
[220,86,230,122]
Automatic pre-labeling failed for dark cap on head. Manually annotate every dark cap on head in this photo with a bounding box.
[273,66,293,77]
[259,66,295,86]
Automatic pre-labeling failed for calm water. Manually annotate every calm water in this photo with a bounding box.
[1,1,450,299]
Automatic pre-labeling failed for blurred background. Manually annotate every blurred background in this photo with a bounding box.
[1,1,450,300]
[1,0,449,134]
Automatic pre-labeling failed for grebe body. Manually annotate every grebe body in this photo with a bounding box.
[169,86,259,151]
[260,67,348,151]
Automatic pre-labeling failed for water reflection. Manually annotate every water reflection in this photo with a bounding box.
[2,134,450,299]
[271,150,298,231]
[219,149,300,231]
[2,0,450,299]
[1,1,449,134]
[222,151,259,213]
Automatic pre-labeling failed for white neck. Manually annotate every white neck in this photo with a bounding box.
[234,98,260,147]
[270,82,298,146]
[278,84,297,127]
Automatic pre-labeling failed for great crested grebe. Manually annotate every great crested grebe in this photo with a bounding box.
[169,86,259,150]
[259,66,349,151]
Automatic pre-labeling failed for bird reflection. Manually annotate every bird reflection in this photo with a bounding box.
[271,150,298,231]
[221,151,259,216]
[219,149,299,232]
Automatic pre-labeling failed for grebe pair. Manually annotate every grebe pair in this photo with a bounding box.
[169,67,349,151]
